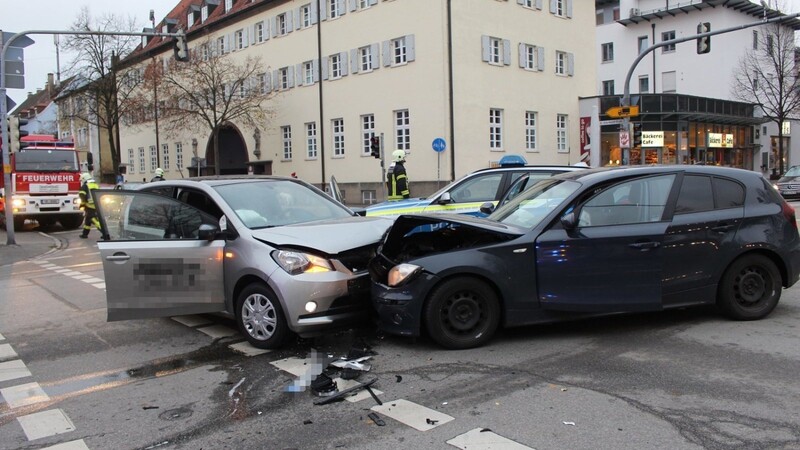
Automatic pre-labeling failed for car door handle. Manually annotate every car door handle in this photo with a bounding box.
[711,223,735,233]
[105,254,131,261]
[629,241,660,250]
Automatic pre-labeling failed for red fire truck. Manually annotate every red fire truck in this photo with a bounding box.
[0,135,85,230]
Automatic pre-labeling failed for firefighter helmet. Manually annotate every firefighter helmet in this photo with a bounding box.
[155,168,164,177]
[392,150,406,163]
[80,172,92,183]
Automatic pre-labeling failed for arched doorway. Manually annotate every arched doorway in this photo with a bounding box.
[204,124,249,175]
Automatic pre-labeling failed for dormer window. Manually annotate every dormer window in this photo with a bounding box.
[201,6,209,22]
[225,0,233,13]
[187,5,200,27]
[162,18,178,34]
[141,28,154,47]
[201,0,219,23]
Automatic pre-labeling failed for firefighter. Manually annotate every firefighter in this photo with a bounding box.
[151,168,165,182]
[387,150,410,200]
[78,173,103,239]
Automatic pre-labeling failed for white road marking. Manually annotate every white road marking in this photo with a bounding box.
[171,315,213,328]
[39,256,72,261]
[0,382,50,408]
[40,264,57,269]
[371,399,455,431]
[82,252,100,256]
[0,343,19,361]
[270,357,310,377]
[0,359,32,383]
[0,332,5,341]
[196,325,238,339]
[40,439,90,450]
[62,271,83,276]
[229,342,271,357]
[54,269,72,273]
[71,275,92,280]
[17,408,77,441]
[81,277,103,284]
[447,428,534,450]
[333,378,384,403]
[92,283,106,290]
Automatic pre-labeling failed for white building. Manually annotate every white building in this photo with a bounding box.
[587,0,800,175]
[116,0,596,203]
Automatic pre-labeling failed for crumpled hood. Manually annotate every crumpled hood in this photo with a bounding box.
[365,198,430,216]
[250,216,393,254]
[776,175,800,185]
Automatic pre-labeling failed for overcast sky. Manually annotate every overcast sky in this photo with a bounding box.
[2,0,800,109]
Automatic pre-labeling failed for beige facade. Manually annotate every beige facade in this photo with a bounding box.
[118,0,595,203]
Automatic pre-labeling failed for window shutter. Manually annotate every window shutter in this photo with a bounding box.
[286,10,294,33]
[567,52,574,76]
[370,0,378,5]
[295,8,302,29]
[383,40,391,66]
[517,0,524,4]
[503,39,511,65]
[535,0,542,10]
[371,43,380,69]
[313,59,320,83]
[273,70,279,89]
[339,0,348,15]
[550,0,556,14]
[287,68,295,88]
[270,17,277,37]
[243,28,249,48]
[319,1,328,20]
[406,34,416,62]
[225,34,232,53]
[518,43,526,68]
[321,56,329,80]
[296,64,303,85]
[263,21,270,41]
[481,35,490,62]
[350,49,359,74]
[311,1,319,24]
[566,0,572,18]
[537,47,545,71]
[349,0,357,11]
[341,52,349,76]
[250,25,256,45]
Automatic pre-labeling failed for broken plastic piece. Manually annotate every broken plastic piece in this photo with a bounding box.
[563,421,576,426]
[303,420,313,425]
[426,418,439,425]
[314,377,379,406]
[330,356,372,372]
[395,375,403,382]
[310,373,338,397]
[368,412,386,426]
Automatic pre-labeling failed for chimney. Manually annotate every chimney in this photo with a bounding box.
[47,73,54,94]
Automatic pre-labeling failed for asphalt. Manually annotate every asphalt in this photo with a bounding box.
[0,227,64,266]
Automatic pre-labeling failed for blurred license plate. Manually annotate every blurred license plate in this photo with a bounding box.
[784,190,797,195]
[41,199,60,204]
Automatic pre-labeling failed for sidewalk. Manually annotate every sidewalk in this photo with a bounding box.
[0,228,63,266]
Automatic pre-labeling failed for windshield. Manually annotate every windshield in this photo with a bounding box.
[491,179,580,228]
[784,166,800,177]
[213,180,353,229]
[14,149,79,172]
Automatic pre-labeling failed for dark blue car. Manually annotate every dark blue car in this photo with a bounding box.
[369,166,800,349]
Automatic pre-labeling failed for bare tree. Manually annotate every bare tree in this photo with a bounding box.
[732,19,800,176]
[61,7,141,180]
[154,39,273,175]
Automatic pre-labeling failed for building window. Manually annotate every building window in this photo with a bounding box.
[638,36,648,54]
[332,118,345,157]
[150,145,158,172]
[602,80,615,95]
[395,109,410,150]
[235,29,244,50]
[279,67,289,90]
[362,190,377,205]
[553,0,567,17]
[639,75,650,93]
[662,30,676,53]
[556,114,568,152]
[201,6,209,22]
[362,114,375,156]
[259,72,270,93]
[489,37,501,65]
[662,71,676,93]
[393,37,408,65]
[138,147,145,174]
[278,13,288,35]
[753,30,758,50]
[282,126,292,160]
[753,71,759,90]
[329,0,341,19]
[201,44,210,61]
[360,46,373,72]
[162,143,170,170]
[256,22,265,43]
[306,122,317,159]
[330,54,342,79]
[555,51,567,75]
[359,0,372,9]
[225,0,233,13]
[601,42,614,62]
[128,148,135,174]
[188,12,196,28]
[521,0,534,7]
[303,61,314,85]
[523,44,538,70]
[175,142,183,170]
[301,4,312,28]
[767,35,774,55]
[525,111,537,152]
[489,108,503,150]
[218,36,226,55]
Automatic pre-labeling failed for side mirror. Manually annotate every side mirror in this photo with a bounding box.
[560,212,577,230]
[438,192,453,205]
[351,207,367,217]
[479,202,495,215]
[198,223,220,241]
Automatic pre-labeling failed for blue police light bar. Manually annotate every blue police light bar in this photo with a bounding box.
[498,154,527,167]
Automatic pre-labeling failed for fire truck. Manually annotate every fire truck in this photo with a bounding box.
[0,135,85,230]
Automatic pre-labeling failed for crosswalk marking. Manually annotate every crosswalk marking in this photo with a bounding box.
[0,359,32,382]
[0,382,50,408]
[17,409,77,441]
[171,315,213,327]
[196,325,238,339]
[40,440,90,450]
[447,428,534,450]
[229,341,271,357]
[0,343,19,361]
[371,399,455,431]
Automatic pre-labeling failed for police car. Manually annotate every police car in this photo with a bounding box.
[365,155,587,218]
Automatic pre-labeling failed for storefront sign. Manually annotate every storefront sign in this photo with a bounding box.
[641,131,664,147]
[708,133,734,148]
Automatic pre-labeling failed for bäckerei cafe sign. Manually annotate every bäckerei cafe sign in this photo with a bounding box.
[707,133,734,148]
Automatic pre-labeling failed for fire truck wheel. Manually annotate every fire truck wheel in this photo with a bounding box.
[59,215,84,230]
[14,217,25,230]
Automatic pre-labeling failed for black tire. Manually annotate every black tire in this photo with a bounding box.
[59,215,84,230]
[13,217,25,230]
[717,254,782,320]
[423,277,501,349]
[236,282,290,349]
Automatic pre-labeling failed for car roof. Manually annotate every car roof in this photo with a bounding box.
[470,164,585,175]
[552,165,762,184]
[140,175,297,188]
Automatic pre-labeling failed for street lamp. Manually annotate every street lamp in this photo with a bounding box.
[192,138,198,176]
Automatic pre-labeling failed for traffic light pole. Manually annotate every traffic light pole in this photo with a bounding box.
[619,12,800,165]
[1,28,186,245]
[380,132,386,200]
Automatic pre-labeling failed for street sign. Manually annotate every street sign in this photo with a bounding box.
[599,119,624,126]
[606,105,640,118]
[619,131,630,148]
[432,137,446,153]
[2,31,35,90]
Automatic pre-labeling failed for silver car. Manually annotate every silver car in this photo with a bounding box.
[93,176,392,349]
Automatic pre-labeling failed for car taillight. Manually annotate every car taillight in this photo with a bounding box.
[783,201,797,230]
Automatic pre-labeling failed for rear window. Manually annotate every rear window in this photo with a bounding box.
[675,175,714,214]
[713,177,744,208]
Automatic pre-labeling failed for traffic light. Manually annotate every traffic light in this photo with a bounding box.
[632,123,642,148]
[8,116,29,152]
[370,136,381,159]
[697,22,711,54]
[173,31,189,62]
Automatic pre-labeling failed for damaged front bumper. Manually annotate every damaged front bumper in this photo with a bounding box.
[371,272,440,337]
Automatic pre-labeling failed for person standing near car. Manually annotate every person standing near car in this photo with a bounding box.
[78,173,104,239]
[151,168,165,182]
[387,150,410,200]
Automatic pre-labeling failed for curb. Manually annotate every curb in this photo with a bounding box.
[37,231,64,258]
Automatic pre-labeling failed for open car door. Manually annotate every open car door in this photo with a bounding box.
[93,190,226,321]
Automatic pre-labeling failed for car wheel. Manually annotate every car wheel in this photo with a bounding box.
[717,254,781,320]
[236,283,290,349]
[423,277,500,349]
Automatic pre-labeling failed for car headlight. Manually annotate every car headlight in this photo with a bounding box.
[11,198,26,208]
[272,249,333,275]
[388,263,421,287]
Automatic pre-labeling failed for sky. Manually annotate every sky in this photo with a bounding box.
[3,0,800,110]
